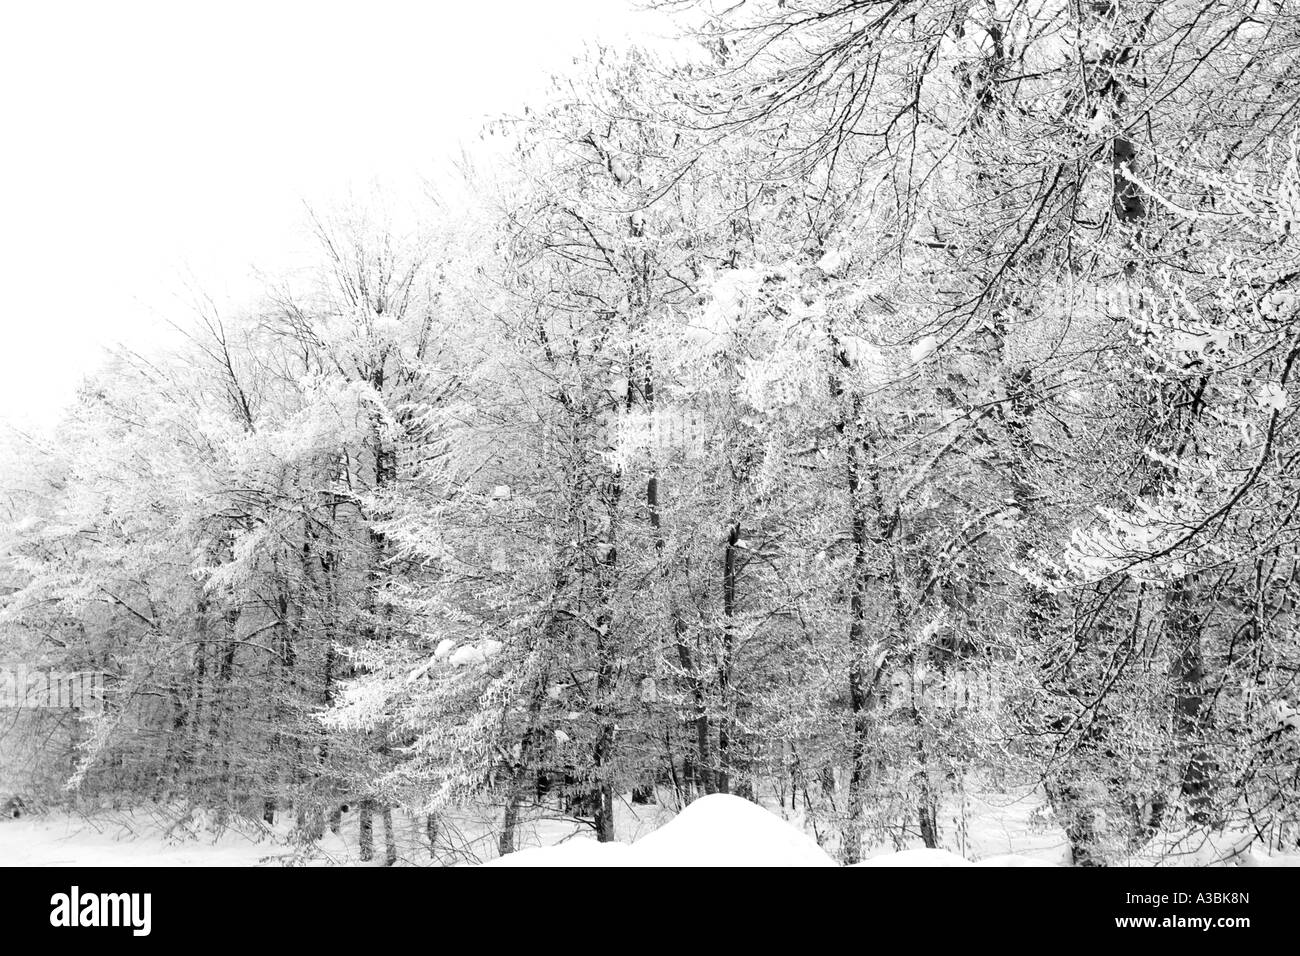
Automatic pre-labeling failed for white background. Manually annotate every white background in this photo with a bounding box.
[0,0,659,430]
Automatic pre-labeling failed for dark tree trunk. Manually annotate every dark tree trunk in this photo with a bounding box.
[358,798,374,862]
[499,791,523,857]
[1168,576,1214,825]
[381,806,397,866]
[717,522,740,795]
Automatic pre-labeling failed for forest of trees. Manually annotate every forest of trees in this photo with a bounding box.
[3,0,1300,865]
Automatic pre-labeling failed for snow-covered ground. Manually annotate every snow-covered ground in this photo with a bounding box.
[0,799,674,867]
[0,810,293,867]
[3,792,1295,866]
[0,785,1064,867]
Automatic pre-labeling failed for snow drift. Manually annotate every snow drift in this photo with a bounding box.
[486,794,1061,867]
[489,794,833,867]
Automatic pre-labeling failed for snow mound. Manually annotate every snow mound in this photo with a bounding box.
[634,794,835,867]
[486,794,834,867]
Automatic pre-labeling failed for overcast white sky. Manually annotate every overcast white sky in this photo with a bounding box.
[0,0,670,432]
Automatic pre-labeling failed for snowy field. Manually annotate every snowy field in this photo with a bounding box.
[4,790,1295,867]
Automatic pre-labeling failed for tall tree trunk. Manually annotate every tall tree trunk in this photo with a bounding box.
[830,326,905,861]
[210,606,241,814]
[592,553,618,841]
[716,522,740,795]
[642,370,712,800]
[1167,576,1214,825]
[381,806,397,866]
[499,686,545,856]
[499,790,523,857]
[358,797,374,862]
[187,593,210,799]
[425,813,438,854]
